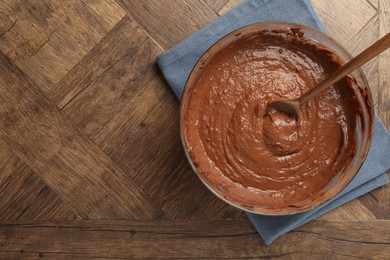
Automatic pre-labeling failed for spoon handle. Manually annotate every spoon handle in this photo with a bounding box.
[299,32,390,104]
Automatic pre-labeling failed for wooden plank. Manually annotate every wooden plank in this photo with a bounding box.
[319,198,376,221]
[0,166,44,220]
[12,184,81,221]
[357,192,387,222]
[115,0,218,49]
[0,167,76,221]
[0,141,80,221]
[0,143,29,220]
[52,16,242,220]
[0,0,125,92]
[218,0,243,16]
[312,0,377,46]
[152,158,243,220]
[345,15,379,107]
[47,17,150,108]
[367,0,379,9]
[0,141,23,185]
[203,0,230,14]
[0,53,161,220]
[0,220,388,258]
[56,17,167,134]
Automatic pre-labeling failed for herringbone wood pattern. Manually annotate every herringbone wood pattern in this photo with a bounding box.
[0,0,389,258]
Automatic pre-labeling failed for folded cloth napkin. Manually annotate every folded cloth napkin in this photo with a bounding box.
[156,0,390,245]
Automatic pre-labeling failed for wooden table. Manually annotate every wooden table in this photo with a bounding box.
[0,0,389,258]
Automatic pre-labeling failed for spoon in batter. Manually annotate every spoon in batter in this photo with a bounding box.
[271,32,390,118]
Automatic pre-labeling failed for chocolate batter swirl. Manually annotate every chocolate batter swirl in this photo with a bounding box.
[183,30,358,212]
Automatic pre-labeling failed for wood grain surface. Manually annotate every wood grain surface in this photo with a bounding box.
[0,0,389,258]
[0,220,389,259]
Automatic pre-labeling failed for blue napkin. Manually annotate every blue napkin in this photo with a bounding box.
[156,0,390,245]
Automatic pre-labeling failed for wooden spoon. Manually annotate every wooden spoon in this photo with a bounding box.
[270,32,390,118]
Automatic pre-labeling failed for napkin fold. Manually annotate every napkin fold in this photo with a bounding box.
[156,0,390,245]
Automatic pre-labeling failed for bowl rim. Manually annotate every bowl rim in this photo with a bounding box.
[179,21,375,215]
